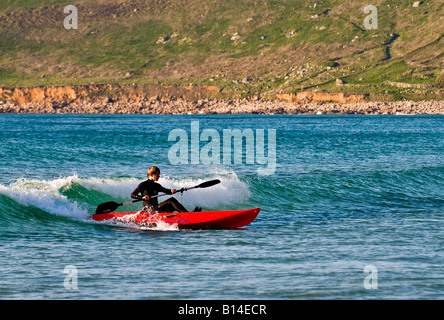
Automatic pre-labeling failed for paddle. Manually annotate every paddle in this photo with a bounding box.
[94,179,221,215]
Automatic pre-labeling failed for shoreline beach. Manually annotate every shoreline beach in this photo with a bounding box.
[1,99,443,115]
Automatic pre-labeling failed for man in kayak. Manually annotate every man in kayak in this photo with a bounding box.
[131,166,202,213]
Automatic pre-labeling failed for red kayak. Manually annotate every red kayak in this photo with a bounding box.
[91,208,260,229]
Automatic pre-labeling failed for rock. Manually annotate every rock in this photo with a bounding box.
[242,77,252,84]
[1,85,443,115]
[156,36,170,44]
[412,1,423,7]
[231,33,241,41]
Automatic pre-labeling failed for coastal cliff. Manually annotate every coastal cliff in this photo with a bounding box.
[1,84,442,115]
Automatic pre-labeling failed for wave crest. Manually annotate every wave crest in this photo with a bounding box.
[0,170,251,223]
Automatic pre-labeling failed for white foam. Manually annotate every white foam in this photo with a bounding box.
[78,169,251,210]
[78,176,141,198]
[0,175,89,220]
[97,211,180,231]
[154,171,251,209]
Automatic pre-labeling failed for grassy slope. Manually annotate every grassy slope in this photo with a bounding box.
[0,0,443,100]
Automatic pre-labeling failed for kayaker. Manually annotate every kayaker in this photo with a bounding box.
[131,166,202,213]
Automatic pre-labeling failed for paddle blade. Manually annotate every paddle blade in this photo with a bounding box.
[196,179,221,188]
[95,201,121,215]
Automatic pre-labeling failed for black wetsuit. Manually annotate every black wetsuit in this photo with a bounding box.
[131,179,188,213]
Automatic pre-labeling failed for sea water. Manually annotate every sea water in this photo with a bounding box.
[0,114,442,299]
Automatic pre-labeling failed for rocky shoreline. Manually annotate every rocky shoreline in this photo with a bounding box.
[0,99,443,115]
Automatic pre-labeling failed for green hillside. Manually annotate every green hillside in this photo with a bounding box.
[0,0,443,100]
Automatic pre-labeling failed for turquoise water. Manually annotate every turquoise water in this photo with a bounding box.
[0,114,443,299]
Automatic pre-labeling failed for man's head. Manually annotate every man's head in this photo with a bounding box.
[147,166,160,181]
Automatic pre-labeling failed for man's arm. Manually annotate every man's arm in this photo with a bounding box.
[130,185,142,200]
[156,183,174,195]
